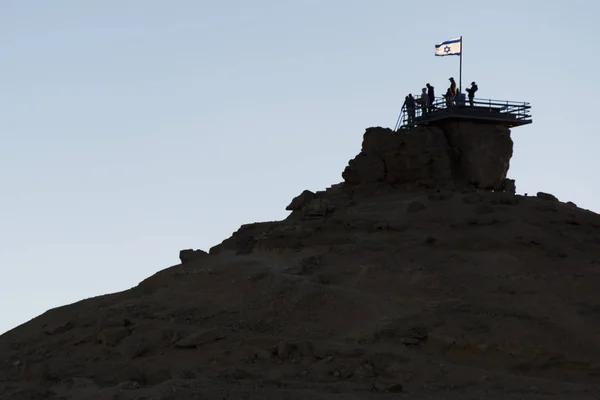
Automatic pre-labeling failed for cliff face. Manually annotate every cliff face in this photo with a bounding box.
[442,121,514,190]
[2,122,600,400]
[342,122,514,191]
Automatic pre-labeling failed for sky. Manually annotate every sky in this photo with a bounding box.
[1,0,598,335]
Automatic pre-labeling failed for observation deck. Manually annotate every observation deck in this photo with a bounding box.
[394,95,532,131]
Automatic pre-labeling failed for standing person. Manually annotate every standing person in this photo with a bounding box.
[449,77,458,96]
[448,77,459,106]
[444,88,453,107]
[403,94,415,125]
[420,88,428,116]
[426,83,435,111]
[466,81,478,106]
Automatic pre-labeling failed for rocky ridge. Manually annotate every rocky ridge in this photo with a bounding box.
[1,122,600,400]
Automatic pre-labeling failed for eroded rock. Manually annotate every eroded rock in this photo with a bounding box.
[43,320,73,336]
[179,249,208,264]
[442,121,513,189]
[174,328,225,348]
[286,190,315,211]
[342,126,452,188]
[537,192,559,202]
[502,178,516,193]
[97,327,130,347]
[342,122,514,191]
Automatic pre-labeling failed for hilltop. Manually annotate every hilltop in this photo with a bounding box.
[1,122,600,399]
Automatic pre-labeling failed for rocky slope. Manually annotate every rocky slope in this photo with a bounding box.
[1,122,600,399]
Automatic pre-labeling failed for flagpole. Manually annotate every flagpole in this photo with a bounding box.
[459,36,463,92]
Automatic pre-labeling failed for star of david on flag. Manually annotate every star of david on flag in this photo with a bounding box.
[435,38,461,56]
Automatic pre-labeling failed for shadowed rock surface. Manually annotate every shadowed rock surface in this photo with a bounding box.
[1,123,600,399]
[343,122,513,190]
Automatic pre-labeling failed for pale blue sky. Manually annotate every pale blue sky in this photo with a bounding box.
[1,1,598,334]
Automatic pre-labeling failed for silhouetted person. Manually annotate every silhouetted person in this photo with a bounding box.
[448,77,458,106]
[403,94,416,125]
[420,88,428,115]
[466,81,478,106]
[444,87,453,107]
[402,95,409,122]
[449,77,457,95]
[426,83,435,111]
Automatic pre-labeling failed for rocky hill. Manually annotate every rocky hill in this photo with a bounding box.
[2,121,600,399]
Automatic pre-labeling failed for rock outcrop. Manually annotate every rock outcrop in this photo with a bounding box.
[501,178,516,194]
[442,121,513,189]
[537,191,559,202]
[179,249,208,264]
[342,121,514,191]
[285,190,315,211]
[342,126,453,189]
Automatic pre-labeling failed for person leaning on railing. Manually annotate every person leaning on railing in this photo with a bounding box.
[426,83,435,111]
[418,88,428,115]
[402,94,416,124]
[466,81,478,106]
[443,87,454,107]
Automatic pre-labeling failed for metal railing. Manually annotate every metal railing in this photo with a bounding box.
[394,96,532,130]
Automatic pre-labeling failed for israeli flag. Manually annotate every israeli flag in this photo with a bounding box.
[435,38,462,56]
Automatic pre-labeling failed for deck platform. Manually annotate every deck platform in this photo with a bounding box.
[394,96,532,130]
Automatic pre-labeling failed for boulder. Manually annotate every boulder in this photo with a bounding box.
[502,178,516,194]
[286,190,315,211]
[179,249,208,264]
[537,192,559,202]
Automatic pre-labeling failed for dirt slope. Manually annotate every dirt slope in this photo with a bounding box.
[2,125,600,399]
